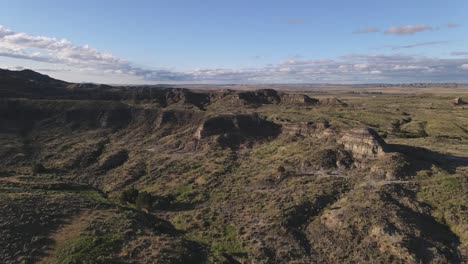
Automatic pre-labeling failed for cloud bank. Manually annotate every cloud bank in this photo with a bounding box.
[385,41,448,50]
[384,25,433,35]
[1,25,468,83]
[452,51,468,56]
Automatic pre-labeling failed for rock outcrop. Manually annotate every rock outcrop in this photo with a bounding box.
[339,127,387,159]
[280,94,319,105]
[236,89,282,105]
[194,114,281,141]
[230,89,318,106]
[370,152,411,180]
[281,121,329,137]
[161,88,211,108]
[449,97,467,106]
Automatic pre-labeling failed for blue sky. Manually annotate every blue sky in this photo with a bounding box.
[0,0,467,84]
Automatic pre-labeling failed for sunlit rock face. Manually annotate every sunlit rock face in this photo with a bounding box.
[449,97,467,106]
[280,93,319,105]
[339,127,387,159]
[280,121,329,137]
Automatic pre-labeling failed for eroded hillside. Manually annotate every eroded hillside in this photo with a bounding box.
[0,69,467,263]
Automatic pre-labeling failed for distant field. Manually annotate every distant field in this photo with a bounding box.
[182,84,468,94]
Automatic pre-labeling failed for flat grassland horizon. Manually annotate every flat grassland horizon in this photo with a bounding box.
[177,83,468,94]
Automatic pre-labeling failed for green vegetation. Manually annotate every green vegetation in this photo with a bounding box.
[56,234,123,263]
[186,225,246,264]
[120,188,154,209]
[120,187,139,204]
[2,85,468,263]
[78,190,109,203]
[135,191,153,209]
[31,162,46,175]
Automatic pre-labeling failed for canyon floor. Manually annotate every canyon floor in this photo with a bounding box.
[0,69,467,263]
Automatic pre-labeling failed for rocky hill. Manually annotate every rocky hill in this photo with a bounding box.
[0,69,466,263]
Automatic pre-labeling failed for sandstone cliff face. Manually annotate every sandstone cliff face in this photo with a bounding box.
[339,127,387,159]
[280,94,319,105]
[281,121,329,137]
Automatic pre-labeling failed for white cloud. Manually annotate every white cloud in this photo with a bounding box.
[392,65,429,70]
[354,63,369,69]
[0,25,196,81]
[0,25,128,69]
[385,41,448,50]
[1,24,468,83]
[384,25,432,35]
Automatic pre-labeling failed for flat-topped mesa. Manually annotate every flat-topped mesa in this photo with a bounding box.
[339,127,387,159]
[236,89,282,105]
[231,89,318,106]
[280,93,319,105]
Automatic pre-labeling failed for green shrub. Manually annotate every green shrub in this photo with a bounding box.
[135,191,153,209]
[120,187,139,204]
[277,165,286,174]
[57,234,122,263]
[317,149,337,169]
[390,119,401,132]
[31,162,46,175]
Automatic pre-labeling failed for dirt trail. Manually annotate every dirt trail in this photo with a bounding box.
[0,176,26,184]
[365,174,466,187]
[39,209,109,264]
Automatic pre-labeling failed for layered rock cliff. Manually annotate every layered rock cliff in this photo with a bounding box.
[339,127,387,159]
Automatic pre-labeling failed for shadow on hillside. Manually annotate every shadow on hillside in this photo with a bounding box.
[383,186,461,263]
[387,144,468,174]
